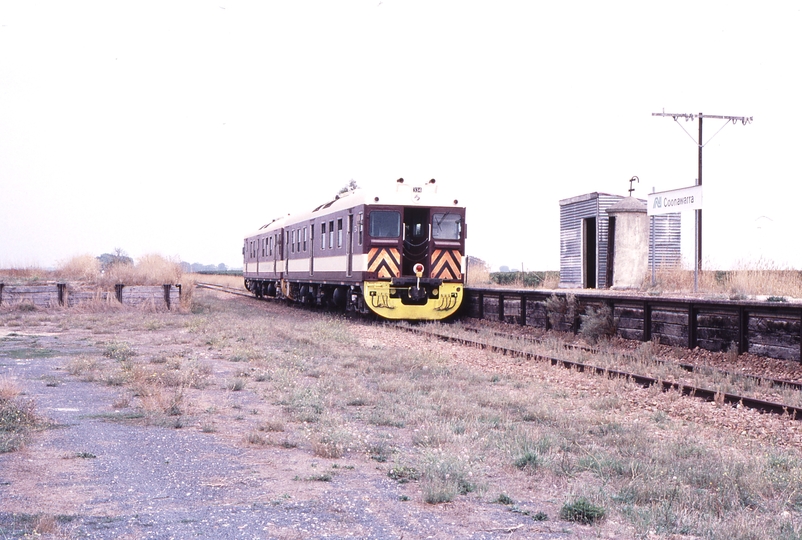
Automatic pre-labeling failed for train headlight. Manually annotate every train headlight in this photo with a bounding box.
[413,263,424,277]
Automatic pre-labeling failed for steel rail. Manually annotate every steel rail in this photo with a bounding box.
[195,282,254,298]
[397,325,802,421]
[457,323,802,392]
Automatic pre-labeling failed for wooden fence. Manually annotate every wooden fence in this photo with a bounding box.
[464,288,802,362]
[0,284,181,310]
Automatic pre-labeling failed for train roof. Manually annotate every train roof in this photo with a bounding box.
[245,179,462,238]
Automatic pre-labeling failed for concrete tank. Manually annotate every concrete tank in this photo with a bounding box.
[605,197,648,290]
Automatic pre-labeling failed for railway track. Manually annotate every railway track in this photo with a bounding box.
[195,281,254,298]
[195,281,802,421]
[397,324,802,421]
[455,323,802,392]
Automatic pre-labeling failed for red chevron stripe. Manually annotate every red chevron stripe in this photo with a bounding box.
[368,248,400,278]
[432,249,462,280]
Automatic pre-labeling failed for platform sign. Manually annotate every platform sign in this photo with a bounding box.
[647,185,703,216]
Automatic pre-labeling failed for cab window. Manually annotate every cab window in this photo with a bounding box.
[432,213,462,240]
[369,211,401,238]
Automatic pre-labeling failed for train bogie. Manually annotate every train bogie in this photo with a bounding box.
[243,179,466,320]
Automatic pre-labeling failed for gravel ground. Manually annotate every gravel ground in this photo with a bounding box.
[3,293,802,539]
[0,350,580,540]
[0,306,596,540]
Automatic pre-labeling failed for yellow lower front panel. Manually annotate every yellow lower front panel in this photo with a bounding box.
[362,281,463,320]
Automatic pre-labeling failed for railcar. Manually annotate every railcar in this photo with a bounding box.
[242,179,465,320]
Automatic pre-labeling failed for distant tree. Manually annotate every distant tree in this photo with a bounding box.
[97,248,133,272]
[179,261,237,274]
[337,179,359,197]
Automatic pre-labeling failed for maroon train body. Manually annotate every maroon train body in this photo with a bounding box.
[242,179,466,319]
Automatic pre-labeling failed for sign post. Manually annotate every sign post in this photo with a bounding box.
[647,185,703,291]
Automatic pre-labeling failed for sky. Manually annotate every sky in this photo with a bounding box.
[1,1,800,272]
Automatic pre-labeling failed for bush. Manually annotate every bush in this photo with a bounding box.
[559,497,606,524]
[1,380,40,453]
[579,305,616,343]
[545,294,578,331]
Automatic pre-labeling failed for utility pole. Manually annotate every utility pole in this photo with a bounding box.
[652,111,752,272]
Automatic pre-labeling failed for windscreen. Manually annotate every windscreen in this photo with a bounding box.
[369,211,401,238]
[432,212,462,240]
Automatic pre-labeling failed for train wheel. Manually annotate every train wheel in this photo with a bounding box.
[332,287,348,310]
[295,285,312,306]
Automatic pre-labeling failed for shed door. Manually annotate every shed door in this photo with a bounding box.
[582,217,596,289]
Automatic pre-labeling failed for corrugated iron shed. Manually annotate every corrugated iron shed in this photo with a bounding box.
[559,192,680,289]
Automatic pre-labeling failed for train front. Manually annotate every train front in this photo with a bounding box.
[361,179,465,320]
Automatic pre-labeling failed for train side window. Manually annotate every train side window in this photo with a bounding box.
[337,218,343,248]
[369,211,401,238]
[432,213,462,240]
[329,220,334,249]
[303,227,308,252]
[358,213,364,245]
[320,223,326,250]
[296,229,301,253]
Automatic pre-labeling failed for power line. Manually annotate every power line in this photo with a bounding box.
[652,111,752,274]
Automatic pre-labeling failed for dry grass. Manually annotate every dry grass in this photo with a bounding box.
[68,253,183,288]
[466,257,491,287]
[5,289,802,538]
[0,266,52,283]
[99,253,183,287]
[2,256,189,313]
[0,254,183,289]
[648,260,802,299]
[0,377,21,401]
[0,378,41,453]
[56,254,101,281]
